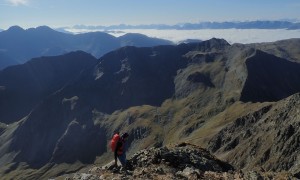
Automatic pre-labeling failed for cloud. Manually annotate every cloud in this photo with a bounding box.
[6,0,29,6]
[104,29,300,44]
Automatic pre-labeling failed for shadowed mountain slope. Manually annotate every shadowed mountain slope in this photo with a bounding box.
[240,50,300,102]
[0,51,98,124]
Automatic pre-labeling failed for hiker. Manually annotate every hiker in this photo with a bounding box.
[114,133,129,167]
[110,131,120,166]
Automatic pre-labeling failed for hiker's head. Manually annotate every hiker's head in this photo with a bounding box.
[121,132,129,140]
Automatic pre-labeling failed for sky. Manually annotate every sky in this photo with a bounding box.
[0,0,300,29]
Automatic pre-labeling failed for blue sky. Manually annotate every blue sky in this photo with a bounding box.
[0,0,300,29]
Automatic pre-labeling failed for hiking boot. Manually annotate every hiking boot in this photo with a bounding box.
[112,167,119,173]
[107,164,116,170]
[120,166,126,172]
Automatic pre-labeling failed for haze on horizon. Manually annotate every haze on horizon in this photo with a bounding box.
[1,0,300,29]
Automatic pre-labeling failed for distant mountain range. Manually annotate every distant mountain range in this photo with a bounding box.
[0,26,173,70]
[66,20,300,30]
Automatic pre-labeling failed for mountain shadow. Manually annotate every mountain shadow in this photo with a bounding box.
[240,50,300,102]
[0,51,98,124]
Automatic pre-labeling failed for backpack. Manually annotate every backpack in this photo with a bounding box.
[110,133,120,152]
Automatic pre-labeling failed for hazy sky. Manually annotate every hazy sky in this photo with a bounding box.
[1,0,300,29]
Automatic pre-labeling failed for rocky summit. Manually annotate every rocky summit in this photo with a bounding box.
[62,143,295,180]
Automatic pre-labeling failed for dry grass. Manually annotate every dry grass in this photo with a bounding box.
[184,101,273,146]
[0,162,86,180]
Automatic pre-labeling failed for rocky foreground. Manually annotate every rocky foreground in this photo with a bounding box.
[62,143,296,180]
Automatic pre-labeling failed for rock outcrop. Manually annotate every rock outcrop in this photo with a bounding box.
[63,143,295,180]
[64,143,234,179]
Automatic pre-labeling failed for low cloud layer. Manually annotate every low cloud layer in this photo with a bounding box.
[111,29,300,44]
[65,28,300,44]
